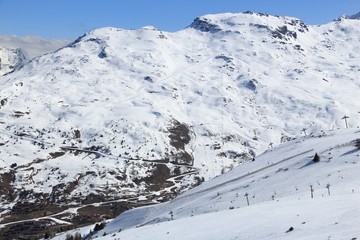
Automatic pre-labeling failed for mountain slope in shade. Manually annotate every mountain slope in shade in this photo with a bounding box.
[344,11,360,20]
[1,11,360,238]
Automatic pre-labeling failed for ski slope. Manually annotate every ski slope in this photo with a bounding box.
[1,11,360,238]
[87,128,360,239]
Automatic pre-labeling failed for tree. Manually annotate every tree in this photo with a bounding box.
[74,232,82,240]
[94,222,106,232]
[65,232,81,240]
[65,234,74,240]
[313,153,320,163]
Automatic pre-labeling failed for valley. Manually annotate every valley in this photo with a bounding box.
[0,11,360,239]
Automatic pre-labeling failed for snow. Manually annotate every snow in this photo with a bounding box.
[91,128,360,240]
[0,47,27,76]
[1,11,360,238]
[95,194,359,240]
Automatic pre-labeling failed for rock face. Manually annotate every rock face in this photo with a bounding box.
[344,11,360,20]
[0,47,27,76]
[0,11,360,238]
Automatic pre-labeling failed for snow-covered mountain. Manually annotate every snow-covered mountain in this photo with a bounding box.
[1,11,360,238]
[344,11,360,20]
[0,35,69,76]
[0,47,27,76]
[59,128,360,240]
[0,34,69,59]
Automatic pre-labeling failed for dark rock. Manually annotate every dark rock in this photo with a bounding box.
[189,17,222,33]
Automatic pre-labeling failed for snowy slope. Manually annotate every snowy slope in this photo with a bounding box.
[1,11,360,237]
[90,128,360,239]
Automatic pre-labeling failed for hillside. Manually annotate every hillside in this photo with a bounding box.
[59,128,360,239]
[1,11,360,238]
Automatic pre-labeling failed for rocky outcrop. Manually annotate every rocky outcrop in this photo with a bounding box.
[0,47,27,76]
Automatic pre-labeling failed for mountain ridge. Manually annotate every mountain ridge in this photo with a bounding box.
[1,11,360,238]
[343,11,360,20]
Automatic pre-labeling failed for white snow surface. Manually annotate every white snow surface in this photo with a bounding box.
[55,128,360,240]
[1,11,360,223]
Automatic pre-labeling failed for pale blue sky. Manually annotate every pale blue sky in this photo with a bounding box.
[1,0,360,40]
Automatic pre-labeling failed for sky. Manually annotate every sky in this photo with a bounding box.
[1,0,360,40]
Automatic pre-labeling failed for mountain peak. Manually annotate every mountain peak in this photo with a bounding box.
[188,12,307,34]
[336,11,360,21]
[347,11,360,19]
[2,9,360,239]
[188,16,223,33]
[140,25,160,31]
